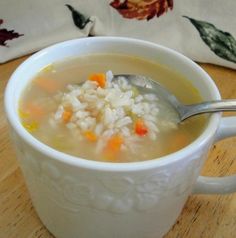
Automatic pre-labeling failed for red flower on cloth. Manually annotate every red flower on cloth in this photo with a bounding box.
[0,19,23,46]
[110,0,173,21]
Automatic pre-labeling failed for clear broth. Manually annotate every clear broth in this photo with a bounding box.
[19,54,207,162]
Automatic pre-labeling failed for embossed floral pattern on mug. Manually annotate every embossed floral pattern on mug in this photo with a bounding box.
[18,146,202,214]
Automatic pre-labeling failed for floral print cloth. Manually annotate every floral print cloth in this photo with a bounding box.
[0,0,235,69]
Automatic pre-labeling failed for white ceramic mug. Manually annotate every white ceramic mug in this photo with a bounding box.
[4,37,236,238]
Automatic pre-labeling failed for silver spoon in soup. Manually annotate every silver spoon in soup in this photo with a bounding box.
[114,74,236,122]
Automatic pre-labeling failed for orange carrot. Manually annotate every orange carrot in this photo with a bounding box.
[101,135,124,162]
[89,73,106,88]
[34,77,60,93]
[170,132,190,152]
[62,110,73,123]
[106,135,123,153]
[134,119,148,136]
[84,130,97,142]
[23,103,45,120]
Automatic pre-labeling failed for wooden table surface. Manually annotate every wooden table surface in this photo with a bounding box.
[0,56,236,238]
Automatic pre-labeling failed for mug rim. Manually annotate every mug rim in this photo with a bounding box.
[4,36,221,171]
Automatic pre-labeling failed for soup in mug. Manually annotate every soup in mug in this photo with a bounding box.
[19,54,207,162]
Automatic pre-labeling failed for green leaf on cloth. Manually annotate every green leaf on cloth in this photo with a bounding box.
[0,19,23,47]
[184,16,236,64]
[65,4,91,29]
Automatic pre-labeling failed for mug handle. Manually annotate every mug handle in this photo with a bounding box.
[193,117,236,194]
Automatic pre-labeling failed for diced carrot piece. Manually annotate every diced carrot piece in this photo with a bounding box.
[102,135,124,162]
[23,103,45,120]
[34,77,60,93]
[106,135,123,153]
[170,132,190,152]
[84,131,97,142]
[62,110,73,123]
[89,73,106,88]
[135,119,148,136]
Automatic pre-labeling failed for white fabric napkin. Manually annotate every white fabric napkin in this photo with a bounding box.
[0,0,236,69]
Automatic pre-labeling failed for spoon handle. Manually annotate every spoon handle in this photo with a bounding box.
[180,100,236,121]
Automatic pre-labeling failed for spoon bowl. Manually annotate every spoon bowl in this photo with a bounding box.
[114,74,236,122]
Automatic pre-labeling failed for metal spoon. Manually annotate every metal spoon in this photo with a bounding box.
[114,74,236,122]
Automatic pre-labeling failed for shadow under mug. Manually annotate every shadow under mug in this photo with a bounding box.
[4,37,236,238]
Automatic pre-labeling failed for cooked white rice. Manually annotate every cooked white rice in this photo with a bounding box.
[52,71,178,154]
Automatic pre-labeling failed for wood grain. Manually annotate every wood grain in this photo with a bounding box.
[0,57,236,238]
